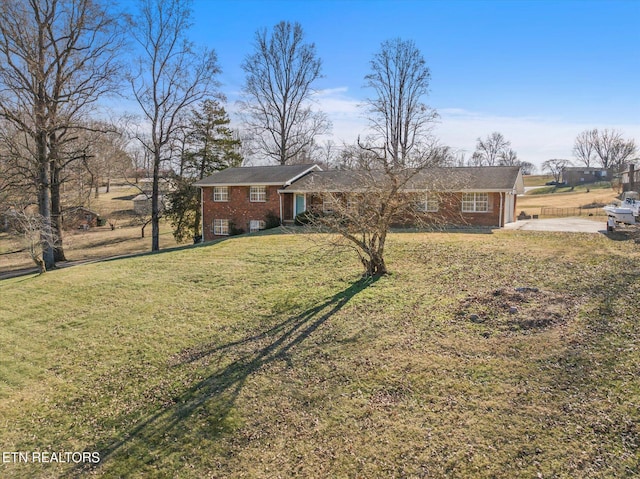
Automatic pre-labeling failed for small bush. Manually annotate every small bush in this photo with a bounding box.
[229,222,244,236]
[264,211,280,229]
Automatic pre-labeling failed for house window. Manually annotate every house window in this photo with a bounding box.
[250,186,266,202]
[249,220,265,233]
[462,192,489,213]
[212,219,229,235]
[416,193,439,212]
[213,186,229,202]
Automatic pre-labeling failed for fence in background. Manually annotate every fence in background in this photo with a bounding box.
[540,207,606,218]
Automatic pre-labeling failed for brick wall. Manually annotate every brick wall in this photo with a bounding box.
[401,192,503,227]
[201,185,281,240]
[201,188,508,240]
[306,192,504,227]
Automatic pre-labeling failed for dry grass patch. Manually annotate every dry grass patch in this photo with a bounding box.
[518,184,618,218]
[458,287,580,334]
[0,184,181,273]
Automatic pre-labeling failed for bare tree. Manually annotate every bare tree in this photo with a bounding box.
[10,207,59,274]
[89,122,132,196]
[518,161,536,175]
[471,132,511,166]
[590,128,636,171]
[542,158,571,183]
[333,143,377,170]
[499,148,519,166]
[0,0,123,269]
[240,21,330,165]
[308,38,442,277]
[495,148,535,174]
[128,0,220,252]
[0,119,38,205]
[573,129,597,167]
[362,38,436,168]
[69,120,132,204]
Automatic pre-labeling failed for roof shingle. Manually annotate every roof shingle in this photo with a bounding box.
[194,164,319,186]
[281,166,524,193]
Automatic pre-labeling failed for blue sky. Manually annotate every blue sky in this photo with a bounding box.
[185,0,639,168]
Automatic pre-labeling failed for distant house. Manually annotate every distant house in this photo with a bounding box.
[62,207,101,230]
[131,178,175,215]
[132,193,171,216]
[194,164,524,241]
[621,164,640,193]
[133,194,152,215]
[562,167,611,186]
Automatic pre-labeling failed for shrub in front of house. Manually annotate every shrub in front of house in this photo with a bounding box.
[229,222,244,236]
[264,211,281,229]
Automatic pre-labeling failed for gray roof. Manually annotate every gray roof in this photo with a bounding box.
[194,164,320,187]
[563,166,608,171]
[282,166,524,194]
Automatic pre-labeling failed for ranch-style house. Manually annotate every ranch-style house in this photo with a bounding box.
[194,164,525,241]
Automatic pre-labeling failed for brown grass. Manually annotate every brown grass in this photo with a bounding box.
[517,186,618,218]
[0,185,180,272]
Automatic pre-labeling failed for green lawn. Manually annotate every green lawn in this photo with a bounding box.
[1,231,639,478]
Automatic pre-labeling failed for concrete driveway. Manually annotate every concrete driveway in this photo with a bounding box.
[503,217,607,233]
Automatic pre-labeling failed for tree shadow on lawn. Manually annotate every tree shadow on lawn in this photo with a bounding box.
[75,277,376,476]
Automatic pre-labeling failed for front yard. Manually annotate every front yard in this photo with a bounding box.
[1,230,638,478]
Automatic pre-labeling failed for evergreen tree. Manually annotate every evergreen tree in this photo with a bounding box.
[167,99,242,242]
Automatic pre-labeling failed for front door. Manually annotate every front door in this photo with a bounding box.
[294,194,306,216]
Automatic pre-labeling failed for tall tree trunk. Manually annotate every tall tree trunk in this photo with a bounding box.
[36,113,55,268]
[151,149,160,251]
[50,165,67,262]
[35,17,55,271]
[49,135,67,262]
[37,147,55,270]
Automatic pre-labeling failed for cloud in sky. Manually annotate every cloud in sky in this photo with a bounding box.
[313,87,362,116]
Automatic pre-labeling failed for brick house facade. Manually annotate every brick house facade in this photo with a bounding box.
[200,184,281,236]
[194,164,320,240]
[195,164,524,241]
[299,191,509,229]
[282,167,522,230]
